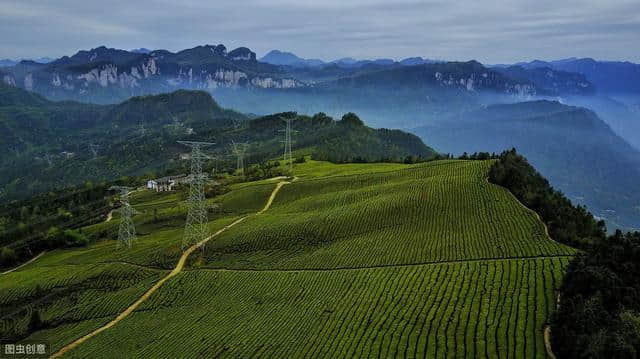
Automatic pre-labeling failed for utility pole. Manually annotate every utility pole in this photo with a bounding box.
[231,141,248,175]
[279,117,298,172]
[109,186,137,248]
[178,141,215,251]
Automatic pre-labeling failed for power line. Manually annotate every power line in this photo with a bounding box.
[178,141,215,251]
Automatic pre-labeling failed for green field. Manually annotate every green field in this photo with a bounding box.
[0,159,574,358]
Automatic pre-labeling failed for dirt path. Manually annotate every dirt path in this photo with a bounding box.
[1,251,46,275]
[105,210,113,223]
[488,176,563,359]
[51,181,289,358]
[544,326,556,359]
[258,181,288,214]
[544,293,561,359]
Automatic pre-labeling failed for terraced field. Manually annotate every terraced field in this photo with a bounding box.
[202,160,572,269]
[67,257,569,358]
[0,159,574,358]
[0,182,277,354]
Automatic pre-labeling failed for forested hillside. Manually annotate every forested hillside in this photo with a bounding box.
[0,84,436,202]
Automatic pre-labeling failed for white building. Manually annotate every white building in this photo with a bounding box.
[147,174,187,192]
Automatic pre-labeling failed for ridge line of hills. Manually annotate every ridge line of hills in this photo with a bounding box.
[0,83,436,203]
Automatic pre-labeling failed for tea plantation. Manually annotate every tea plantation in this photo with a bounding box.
[0,159,574,358]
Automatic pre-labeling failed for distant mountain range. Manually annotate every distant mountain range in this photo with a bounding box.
[494,66,595,95]
[0,57,54,67]
[3,46,639,101]
[261,50,640,95]
[130,48,152,54]
[259,50,325,67]
[327,60,537,95]
[260,50,640,94]
[495,57,640,94]
[259,50,437,68]
[0,45,303,103]
[0,44,602,106]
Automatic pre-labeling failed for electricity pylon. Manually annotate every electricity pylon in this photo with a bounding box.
[109,186,138,248]
[231,141,248,175]
[43,153,53,166]
[279,117,298,172]
[178,140,215,251]
[89,144,101,159]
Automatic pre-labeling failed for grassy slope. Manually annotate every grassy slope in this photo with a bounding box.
[1,160,573,358]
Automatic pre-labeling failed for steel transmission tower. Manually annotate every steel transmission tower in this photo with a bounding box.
[109,186,137,248]
[231,141,248,175]
[279,118,298,172]
[89,143,101,159]
[178,141,215,251]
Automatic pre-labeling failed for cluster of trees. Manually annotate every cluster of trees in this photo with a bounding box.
[489,149,640,358]
[0,246,17,267]
[243,161,289,182]
[458,152,499,160]
[488,148,606,250]
[0,227,88,268]
[553,231,640,358]
[295,112,436,164]
[0,181,119,269]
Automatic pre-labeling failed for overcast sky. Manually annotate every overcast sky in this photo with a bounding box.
[1,0,639,64]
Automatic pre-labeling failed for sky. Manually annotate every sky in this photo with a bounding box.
[1,0,639,64]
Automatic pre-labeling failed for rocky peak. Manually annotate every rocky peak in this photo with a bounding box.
[61,46,144,66]
[212,44,227,56]
[227,47,256,61]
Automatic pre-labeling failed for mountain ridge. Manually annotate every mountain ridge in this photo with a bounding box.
[1,45,609,105]
[0,44,304,104]
[512,57,640,94]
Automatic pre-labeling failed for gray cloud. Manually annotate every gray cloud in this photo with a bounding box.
[0,0,638,63]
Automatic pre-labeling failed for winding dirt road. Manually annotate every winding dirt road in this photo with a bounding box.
[1,251,46,276]
[51,180,289,358]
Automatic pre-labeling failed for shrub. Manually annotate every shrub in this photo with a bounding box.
[45,227,89,248]
[0,246,17,267]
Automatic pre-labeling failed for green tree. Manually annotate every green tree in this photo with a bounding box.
[28,310,43,332]
[0,247,17,267]
[0,217,7,232]
[340,112,364,127]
